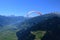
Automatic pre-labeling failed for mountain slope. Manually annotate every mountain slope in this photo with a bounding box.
[16,13,60,40]
[17,13,58,30]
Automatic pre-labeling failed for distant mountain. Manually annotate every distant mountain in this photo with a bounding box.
[0,15,27,27]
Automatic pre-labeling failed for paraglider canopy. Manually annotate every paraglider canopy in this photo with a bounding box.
[25,11,42,17]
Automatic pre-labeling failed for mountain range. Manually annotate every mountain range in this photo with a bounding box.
[0,15,27,29]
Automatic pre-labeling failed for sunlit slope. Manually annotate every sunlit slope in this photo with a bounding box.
[0,28,18,40]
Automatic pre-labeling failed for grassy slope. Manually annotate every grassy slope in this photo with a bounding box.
[0,31,17,40]
[31,31,46,40]
[0,28,18,40]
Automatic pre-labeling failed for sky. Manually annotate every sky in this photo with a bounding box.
[0,0,60,16]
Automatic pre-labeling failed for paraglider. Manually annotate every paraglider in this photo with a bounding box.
[25,11,42,17]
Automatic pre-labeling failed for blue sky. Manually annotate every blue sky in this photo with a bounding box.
[0,0,60,16]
